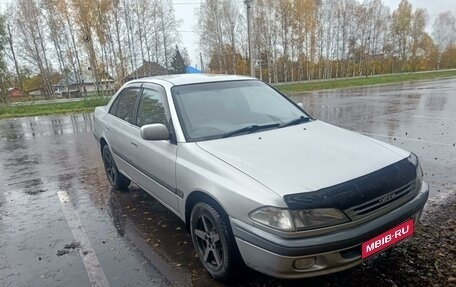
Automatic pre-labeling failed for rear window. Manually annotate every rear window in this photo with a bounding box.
[111,88,140,122]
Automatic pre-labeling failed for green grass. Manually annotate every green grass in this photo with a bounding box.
[0,97,110,119]
[275,70,456,93]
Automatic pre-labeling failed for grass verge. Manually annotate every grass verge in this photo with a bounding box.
[275,70,456,93]
[0,97,109,119]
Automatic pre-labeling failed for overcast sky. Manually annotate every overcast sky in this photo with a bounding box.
[2,0,456,67]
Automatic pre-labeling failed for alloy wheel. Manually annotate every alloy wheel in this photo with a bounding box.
[194,214,223,270]
[103,149,116,184]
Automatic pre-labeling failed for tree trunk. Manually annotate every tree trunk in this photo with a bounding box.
[7,24,22,89]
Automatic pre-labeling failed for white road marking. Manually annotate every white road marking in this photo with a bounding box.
[57,190,110,287]
[361,132,453,147]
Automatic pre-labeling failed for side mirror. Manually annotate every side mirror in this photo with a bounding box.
[297,102,304,109]
[140,124,169,141]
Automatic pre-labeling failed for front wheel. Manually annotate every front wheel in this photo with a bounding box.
[102,145,130,190]
[190,202,240,282]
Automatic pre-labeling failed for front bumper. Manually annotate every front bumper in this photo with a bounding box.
[231,181,429,279]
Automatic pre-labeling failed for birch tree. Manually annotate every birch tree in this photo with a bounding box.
[14,0,55,98]
[432,11,456,69]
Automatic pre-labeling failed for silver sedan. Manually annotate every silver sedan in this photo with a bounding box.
[93,74,429,281]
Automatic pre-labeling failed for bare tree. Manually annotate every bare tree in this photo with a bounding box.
[14,0,55,98]
[391,0,413,71]
[410,8,429,71]
[6,22,22,89]
[196,0,225,73]
[432,11,456,69]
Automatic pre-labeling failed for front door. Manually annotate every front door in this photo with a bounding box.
[131,84,179,214]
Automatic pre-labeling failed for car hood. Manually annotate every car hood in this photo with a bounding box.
[196,120,409,197]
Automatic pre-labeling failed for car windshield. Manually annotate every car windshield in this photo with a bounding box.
[171,80,310,142]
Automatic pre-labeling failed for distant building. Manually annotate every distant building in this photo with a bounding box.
[8,87,23,99]
[26,88,43,97]
[54,70,115,97]
[125,61,168,82]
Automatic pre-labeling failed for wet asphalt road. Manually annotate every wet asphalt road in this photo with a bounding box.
[0,78,455,287]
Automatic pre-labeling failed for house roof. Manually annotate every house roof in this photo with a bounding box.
[125,61,168,81]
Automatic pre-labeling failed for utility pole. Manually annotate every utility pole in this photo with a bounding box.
[245,0,254,77]
[365,36,370,78]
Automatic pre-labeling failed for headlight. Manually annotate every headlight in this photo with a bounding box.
[290,208,349,230]
[249,207,294,231]
[249,207,349,231]
[408,153,423,191]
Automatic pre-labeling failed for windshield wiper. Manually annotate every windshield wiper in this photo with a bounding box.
[221,123,280,138]
[280,116,311,128]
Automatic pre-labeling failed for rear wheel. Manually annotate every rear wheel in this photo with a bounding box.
[190,202,240,282]
[102,145,130,190]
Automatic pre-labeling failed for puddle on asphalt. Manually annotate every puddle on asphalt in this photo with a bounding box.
[0,113,94,140]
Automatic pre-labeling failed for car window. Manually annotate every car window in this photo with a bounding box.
[136,88,168,128]
[242,85,299,120]
[109,96,120,115]
[172,80,307,141]
[115,88,140,122]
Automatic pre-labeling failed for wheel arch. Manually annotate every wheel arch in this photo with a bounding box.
[185,190,230,233]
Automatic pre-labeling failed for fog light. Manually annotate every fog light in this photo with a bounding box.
[293,257,316,270]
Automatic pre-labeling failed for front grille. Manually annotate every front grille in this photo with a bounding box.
[344,181,416,220]
[284,158,418,217]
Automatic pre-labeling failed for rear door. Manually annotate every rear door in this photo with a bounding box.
[106,85,142,176]
[131,83,179,214]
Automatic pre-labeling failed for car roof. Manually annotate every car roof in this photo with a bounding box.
[128,74,255,86]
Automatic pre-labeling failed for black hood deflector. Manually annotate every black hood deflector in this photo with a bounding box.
[284,158,416,211]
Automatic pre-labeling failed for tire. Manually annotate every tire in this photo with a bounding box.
[102,145,130,190]
[190,202,240,282]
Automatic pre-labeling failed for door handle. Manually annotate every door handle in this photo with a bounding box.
[105,127,110,131]
[130,142,138,147]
